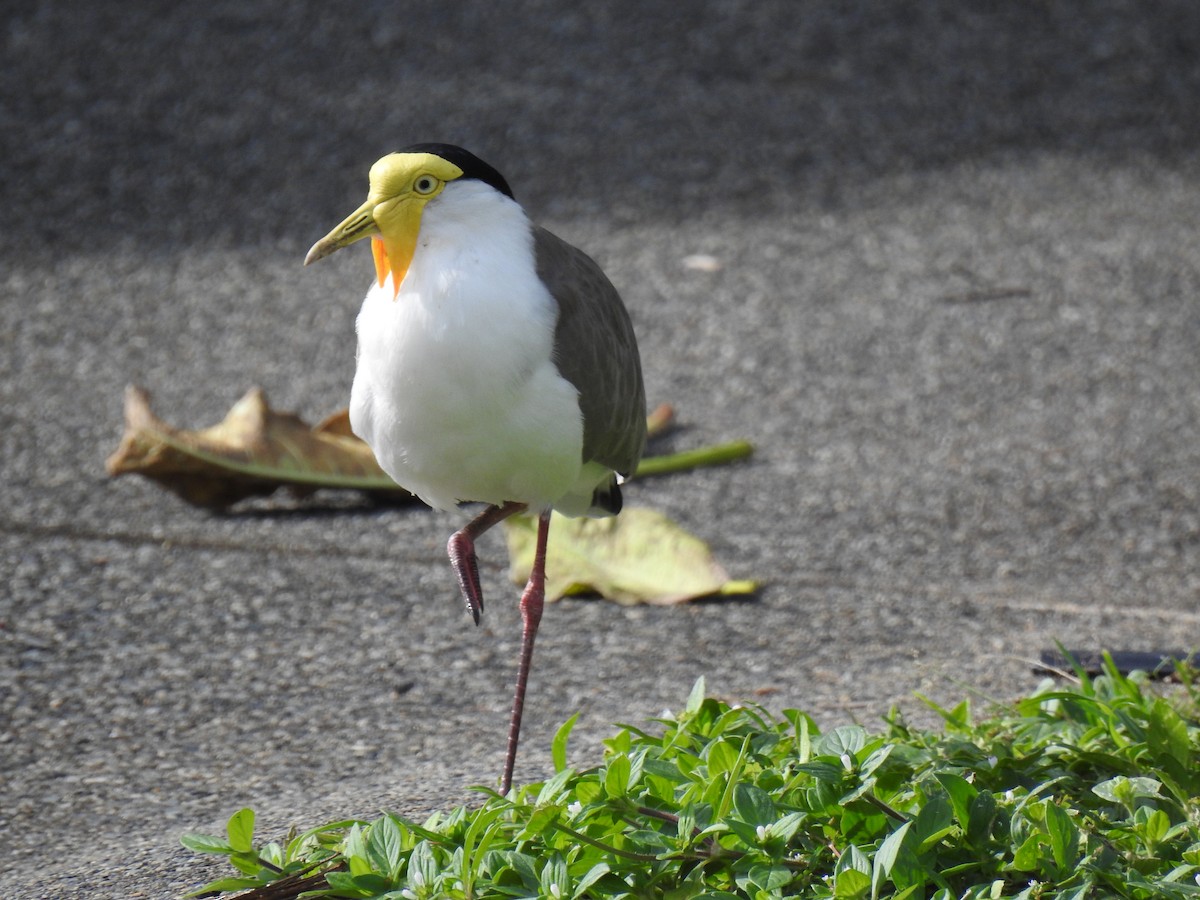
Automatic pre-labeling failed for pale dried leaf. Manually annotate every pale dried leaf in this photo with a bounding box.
[503,508,757,605]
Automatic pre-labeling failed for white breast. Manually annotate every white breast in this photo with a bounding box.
[349,182,585,512]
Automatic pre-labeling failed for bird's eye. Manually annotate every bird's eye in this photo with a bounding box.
[413,175,439,195]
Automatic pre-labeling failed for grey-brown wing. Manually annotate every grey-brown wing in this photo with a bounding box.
[534,226,646,476]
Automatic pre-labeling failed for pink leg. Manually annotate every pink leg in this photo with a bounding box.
[500,509,551,795]
[446,501,526,624]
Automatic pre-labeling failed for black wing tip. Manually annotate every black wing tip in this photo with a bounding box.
[590,476,624,516]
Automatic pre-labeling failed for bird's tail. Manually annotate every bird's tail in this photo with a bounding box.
[588,473,624,516]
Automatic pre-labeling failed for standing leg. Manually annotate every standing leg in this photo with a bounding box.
[447,501,527,624]
[500,509,551,795]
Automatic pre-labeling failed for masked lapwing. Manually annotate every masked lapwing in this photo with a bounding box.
[305,143,646,793]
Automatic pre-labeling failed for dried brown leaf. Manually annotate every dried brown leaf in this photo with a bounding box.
[105,385,411,509]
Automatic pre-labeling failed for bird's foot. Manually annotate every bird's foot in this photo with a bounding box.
[447,502,529,626]
[447,530,485,625]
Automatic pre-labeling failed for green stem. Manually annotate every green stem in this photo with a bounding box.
[865,793,909,823]
[635,440,754,478]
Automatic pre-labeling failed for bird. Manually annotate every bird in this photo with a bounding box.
[304,143,646,793]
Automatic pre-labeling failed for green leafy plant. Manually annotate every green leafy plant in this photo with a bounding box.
[184,656,1200,899]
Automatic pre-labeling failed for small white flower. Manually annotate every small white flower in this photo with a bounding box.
[549,884,563,899]
[567,801,583,817]
[756,824,769,842]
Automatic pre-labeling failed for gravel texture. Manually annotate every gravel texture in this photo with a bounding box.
[3,2,1200,896]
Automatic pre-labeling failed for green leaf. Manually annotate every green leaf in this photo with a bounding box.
[537,772,573,806]
[714,737,750,820]
[744,863,794,893]
[538,767,576,805]
[226,808,255,854]
[1140,807,1171,847]
[503,508,757,605]
[227,850,264,876]
[323,870,363,892]
[966,790,999,845]
[284,817,370,863]
[182,876,263,898]
[706,738,742,776]
[772,812,805,844]
[733,783,776,826]
[1093,775,1163,806]
[936,773,978,830]
[1044,802,1079,872]
[837,803,888,844]
[552,712,580,773]
[917,695,972,730]
[462,804,505,894]
[785,708,814,763]
[1012,831,1047,871]
[344,823,371,877]
[911,795,955,853]
[180,832,233,856]
[1142,700,1190,772]
[604,753,632,797]
[726,818,764,848]
[858,743,895,780]
[409,839,439,890]
[888,844,928,894]
[574,861,611,897]
[540,853,569,897]
[574,778,603,806]
[835,866,872,899]
[497,849,539,889]
[366,815,403,879]
[686,676,708,716]
[837,844,872,876]
[871,821,912,899]
[519,805,563,841]
[257,841,285,869]
[796,760,845,784]
[817,726,867,760]
[349,872,393,894]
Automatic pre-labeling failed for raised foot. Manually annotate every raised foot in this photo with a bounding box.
[447,530,484,625]
[445,501,528,626]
